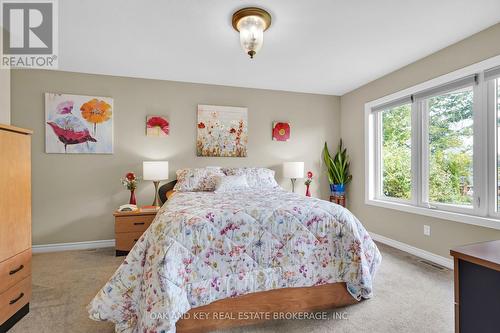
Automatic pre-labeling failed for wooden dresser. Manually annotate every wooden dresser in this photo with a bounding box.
[114,210,157,256]
[450,240,500,333]
[0,124,32,332]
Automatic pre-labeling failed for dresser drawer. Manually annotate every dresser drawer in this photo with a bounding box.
[116,232,144,251]
[0,276,31,325]
[115,215,154,233]
[0,250,31,294]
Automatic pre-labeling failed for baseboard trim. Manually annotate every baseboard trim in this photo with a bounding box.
[32,239,115,253]
[369,232,454,270]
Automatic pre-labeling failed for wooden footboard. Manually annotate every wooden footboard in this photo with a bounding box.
[176,282,358,333]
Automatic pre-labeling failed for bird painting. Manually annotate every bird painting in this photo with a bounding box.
[46,100,97,153]
[45,93,113,154]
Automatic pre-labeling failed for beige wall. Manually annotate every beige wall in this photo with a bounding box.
[11,69,340,245]
[0,68,9,124]
[0,27,9,124]
[340,23,500,258]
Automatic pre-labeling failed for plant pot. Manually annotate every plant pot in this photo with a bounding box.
[329,184,346,207]
[329,184,345,195]
[333,184,345,193]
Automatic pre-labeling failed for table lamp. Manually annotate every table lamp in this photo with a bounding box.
[283,162,304,192]
[143,161,169,207]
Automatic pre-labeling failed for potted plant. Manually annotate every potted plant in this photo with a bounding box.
[322,140,352,201]
[121,172,139,205]
[304,171,313,197]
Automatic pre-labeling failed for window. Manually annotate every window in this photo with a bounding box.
[366,58,500,229]
[425,86,474,208]
[381,104,412,200]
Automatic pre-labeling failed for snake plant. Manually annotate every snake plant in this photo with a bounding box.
[322,140,352,185]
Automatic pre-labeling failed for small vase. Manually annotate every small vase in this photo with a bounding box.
[129,189,137,205]
[305,184,311,197]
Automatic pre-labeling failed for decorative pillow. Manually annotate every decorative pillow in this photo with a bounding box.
[222,167,279,189]
[173,167,225,192]
[214,175,250,193]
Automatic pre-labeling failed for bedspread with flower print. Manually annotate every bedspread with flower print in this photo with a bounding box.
[88,189,381,333]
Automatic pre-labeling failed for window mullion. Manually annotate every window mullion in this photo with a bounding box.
[472,75,487,216]
[486,79,498,216]
[374,112,382,199]
[411,100,420,206]
[420,101,430,207]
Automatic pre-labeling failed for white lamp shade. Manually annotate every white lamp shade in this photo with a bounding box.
[143,161,169,181]
[283,162,304,179]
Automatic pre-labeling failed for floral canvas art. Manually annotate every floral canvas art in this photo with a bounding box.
[272,121,291,141]
[45,93,113,154]
[146,116,169,136]
[197,104,248,157]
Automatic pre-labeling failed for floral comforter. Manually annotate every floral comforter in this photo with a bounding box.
[88,189,381,332]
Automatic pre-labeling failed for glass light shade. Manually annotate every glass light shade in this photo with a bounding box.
[237,15,265,58]
[143,161,169,181]
[283,162,304,179]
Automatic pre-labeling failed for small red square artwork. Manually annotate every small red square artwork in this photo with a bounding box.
[272,122,291,142]
[146,116,170,136]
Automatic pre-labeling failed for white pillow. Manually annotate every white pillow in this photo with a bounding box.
[222,167,279,189]
[214,175,250,193]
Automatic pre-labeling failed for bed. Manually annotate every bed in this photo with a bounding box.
[88,168,381,333]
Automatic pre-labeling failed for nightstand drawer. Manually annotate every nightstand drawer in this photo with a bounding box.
[115,215,154,233]
[0,250,31,294]
[0,276,31,325]
[116,232,144,251]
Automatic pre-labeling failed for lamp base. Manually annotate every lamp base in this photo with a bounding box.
[152,181,161,207]
[290,178,296,193]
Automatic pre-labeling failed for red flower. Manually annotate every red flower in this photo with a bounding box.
[307,171,313,179]
[198,122,206,129]
[272,122,290,142]
[126,172,135,181]
[147,116,169,135]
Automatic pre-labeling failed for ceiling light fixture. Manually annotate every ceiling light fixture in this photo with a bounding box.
[232,7,272,59]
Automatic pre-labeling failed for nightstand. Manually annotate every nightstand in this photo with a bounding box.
[113,210,158,256]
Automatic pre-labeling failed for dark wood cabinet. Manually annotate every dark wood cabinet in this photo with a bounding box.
[450,240,500,333]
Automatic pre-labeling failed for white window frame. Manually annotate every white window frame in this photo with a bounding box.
[487,77,500,219]
[365,54,500,230]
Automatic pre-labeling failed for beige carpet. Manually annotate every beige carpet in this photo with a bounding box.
[9,243,454,333]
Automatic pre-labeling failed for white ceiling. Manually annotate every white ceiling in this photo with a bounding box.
[58,0,500,95]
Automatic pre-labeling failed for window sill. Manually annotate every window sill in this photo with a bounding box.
[366,198,500,230]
